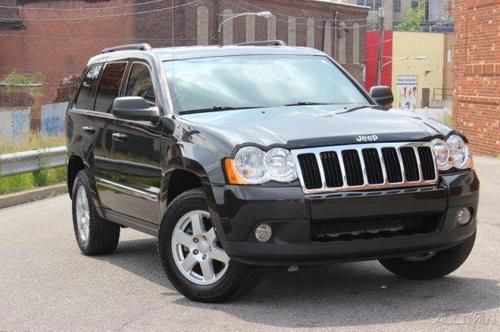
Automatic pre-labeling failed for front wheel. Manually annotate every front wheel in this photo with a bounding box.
[379,233,476,280]
[158,188,258,302]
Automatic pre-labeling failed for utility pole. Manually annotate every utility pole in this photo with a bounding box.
[212,0,221,45]
[376,7,385,86]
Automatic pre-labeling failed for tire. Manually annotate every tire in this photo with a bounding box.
[71,170,120,255]
[379,232,476,280]
[158,188,258,302]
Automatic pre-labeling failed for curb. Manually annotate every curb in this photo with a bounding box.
[0,183,67,209]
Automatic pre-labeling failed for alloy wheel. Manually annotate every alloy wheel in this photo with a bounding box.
[75,186,90,243]
[171,210,230,285]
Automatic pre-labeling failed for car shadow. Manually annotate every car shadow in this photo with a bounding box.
[97,237,500,328]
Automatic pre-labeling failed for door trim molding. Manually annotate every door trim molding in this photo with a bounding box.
[95,177,159,203]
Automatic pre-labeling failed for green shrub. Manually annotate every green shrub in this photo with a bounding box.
[0,132,66,195]
[0,166,66,195]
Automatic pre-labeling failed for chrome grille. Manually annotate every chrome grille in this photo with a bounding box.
[292,142,438,194]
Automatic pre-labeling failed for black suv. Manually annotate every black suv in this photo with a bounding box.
[66,42,479,302]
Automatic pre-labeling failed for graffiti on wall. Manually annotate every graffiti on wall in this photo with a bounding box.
[41,102,68,136]
[0,108,31,138]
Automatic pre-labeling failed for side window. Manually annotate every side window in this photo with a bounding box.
[94,62,127,113]
[125,63,156,104]
[75,64,102,110]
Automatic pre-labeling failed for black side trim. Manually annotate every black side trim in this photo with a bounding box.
[105,209,159,236]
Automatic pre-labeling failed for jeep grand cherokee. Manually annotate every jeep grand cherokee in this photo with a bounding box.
[66,42,479,302]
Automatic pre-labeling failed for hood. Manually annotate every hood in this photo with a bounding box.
[180,105,452,149]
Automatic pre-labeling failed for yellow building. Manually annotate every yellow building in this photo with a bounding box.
[391,31,445,109]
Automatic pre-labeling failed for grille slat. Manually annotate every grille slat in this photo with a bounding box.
[294,142,438,194]
[418,147,436,180]
[297,153,322,189]
[382,147,403,183]
[400,147,420,182]
[362,149,384,184]
[342,150,364,186]
[320,152,343,188]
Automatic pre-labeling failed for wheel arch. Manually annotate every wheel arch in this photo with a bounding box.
[163,157,219,211]
[67,155,86,198]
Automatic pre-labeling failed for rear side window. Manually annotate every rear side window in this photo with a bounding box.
[125,63,156,104]
[75,64,102,110]
[94,62,127,113]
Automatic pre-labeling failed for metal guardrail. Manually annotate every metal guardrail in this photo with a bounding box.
[0,146,67,177]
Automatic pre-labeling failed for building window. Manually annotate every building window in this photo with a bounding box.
[352,23,360,65]
[338,22,347,64]
[393,0,401,12]
[411,0,420,9]
[357,0,378,9]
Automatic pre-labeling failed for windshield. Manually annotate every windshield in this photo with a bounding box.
[163,55,370,114]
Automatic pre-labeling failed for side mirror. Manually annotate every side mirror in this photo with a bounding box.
[369,86,394,107]
[112,96,159,122]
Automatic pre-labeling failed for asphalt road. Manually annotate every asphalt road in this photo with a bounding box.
[1,157,499,331]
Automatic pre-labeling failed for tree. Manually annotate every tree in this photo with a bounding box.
[395,1,425,32]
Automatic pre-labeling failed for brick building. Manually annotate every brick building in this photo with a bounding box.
[453,0,499,156]
[0,0,369,128]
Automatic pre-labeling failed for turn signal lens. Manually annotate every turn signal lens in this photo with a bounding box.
[224,159,249,185]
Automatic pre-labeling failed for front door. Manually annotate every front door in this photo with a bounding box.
[109,62,163,224]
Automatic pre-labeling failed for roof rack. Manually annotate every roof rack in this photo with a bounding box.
[101,43,152,54]
[233,40,287,47]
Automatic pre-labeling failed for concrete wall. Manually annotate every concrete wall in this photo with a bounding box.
[0,107,31,139]
[391,31,444,109]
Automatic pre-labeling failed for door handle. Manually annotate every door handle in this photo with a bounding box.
[82,126,95,134]
[112,132,128,142]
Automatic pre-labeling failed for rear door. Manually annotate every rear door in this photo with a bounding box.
[68,63,105,182]
[108,61,163,224]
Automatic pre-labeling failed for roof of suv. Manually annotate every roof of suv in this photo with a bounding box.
[88,45,326,65]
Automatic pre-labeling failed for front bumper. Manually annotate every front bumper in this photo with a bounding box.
[208,170,479,266]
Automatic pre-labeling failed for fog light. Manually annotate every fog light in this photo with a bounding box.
[255,224,272,242]
[456,208,472,225]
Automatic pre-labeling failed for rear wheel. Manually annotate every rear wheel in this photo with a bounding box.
[379,233,476,280]
[158,188,258,302]
[71,170,120,255]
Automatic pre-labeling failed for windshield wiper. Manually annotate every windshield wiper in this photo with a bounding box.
[337,104,378,114]
[283,101,337,107]
[179,106,265,115]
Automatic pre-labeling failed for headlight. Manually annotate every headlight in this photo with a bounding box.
[447,135,469,168]
[431,138,451,171]
[431,135,473,171]
[224,147,297,184]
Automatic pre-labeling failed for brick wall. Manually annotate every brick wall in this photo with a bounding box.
[453,0,500,156]
[0,0,136,127]
[0,0,368,127]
